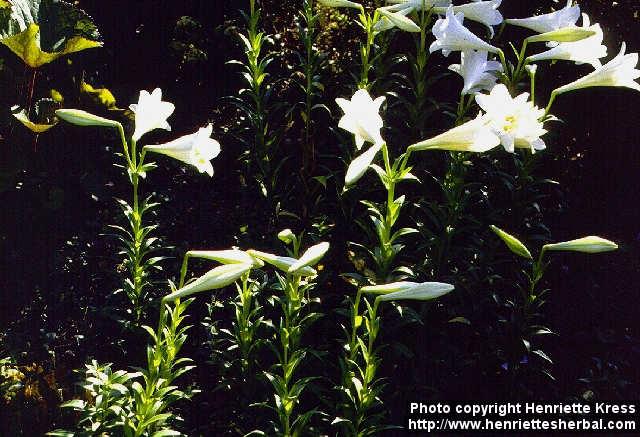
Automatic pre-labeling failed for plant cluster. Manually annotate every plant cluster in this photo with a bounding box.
[0,0,637,435]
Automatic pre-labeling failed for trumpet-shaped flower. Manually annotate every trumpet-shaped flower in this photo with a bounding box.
[527,14,607,68]
[505,0,580,34]
[317,0,362,9]
[361,281,455,302]
[475,84,547,153]
[409,116,500,153]
[336,89,385,149]
[429,6,499,57]
[555,43,640,94]
[449,49,503,95]
[434,0,503,37]
[130,88,175,141]
[144,124,221,176]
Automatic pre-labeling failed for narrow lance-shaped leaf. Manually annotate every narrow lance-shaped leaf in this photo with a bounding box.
[490,225,533,259]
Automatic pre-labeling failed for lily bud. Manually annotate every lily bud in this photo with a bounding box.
[163,263,252,302]
[186,249,263,267]
[364,282,455,302]
[56,109,121,128]
[317,0,362,9]
[543,236,618,254]
[490,225,533,259]
[526,27,595,44]
[278,229,296,245]
[247,250,317,276]
[288,242,330,273]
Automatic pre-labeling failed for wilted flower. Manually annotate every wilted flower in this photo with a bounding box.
[554,43,640,94]
[130,88,175,141]
[434,0,503,37]
[336,89,385,149]
[506,0,580,34]
[409,116,500,153]
[429,6,499,57]
[475,84,547,153]
[527,14,607,68]
[144,124,221,176]
[449,49,503,95]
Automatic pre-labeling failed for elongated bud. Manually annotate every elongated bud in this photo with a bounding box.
[369,282,455,302]
[526,27,595,43]
[247,250,317,276]
[490,225,533,259]
[163,263,252,302]
[317,0,363,9]
[289,242,330,273]
[378,8,420,33]
[543,236,618,254]
[187,249,263,267]
[56,109,120,128]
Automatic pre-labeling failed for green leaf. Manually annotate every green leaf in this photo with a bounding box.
[490,225,532,260]
[0,0,102,67]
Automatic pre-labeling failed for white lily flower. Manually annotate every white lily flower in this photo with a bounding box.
[543,236,618,254]
[376,7,420,33]
[527,14,607,68]
[505,0,580,34]
[336,89,385,150]
[555,43,640,94]
[449,49,503,95]
[317,0,362,9]
[130,88,175,142]
[434,0,503,38]
[429,6,499,57]
[144,124,221,176]
[163,263,253,302]
[475,84,547,153]
[409,116,500,153]
[362,281,455,302]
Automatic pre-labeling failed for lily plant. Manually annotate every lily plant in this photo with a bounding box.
[56,89,220,323]
[490,225,618,394]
